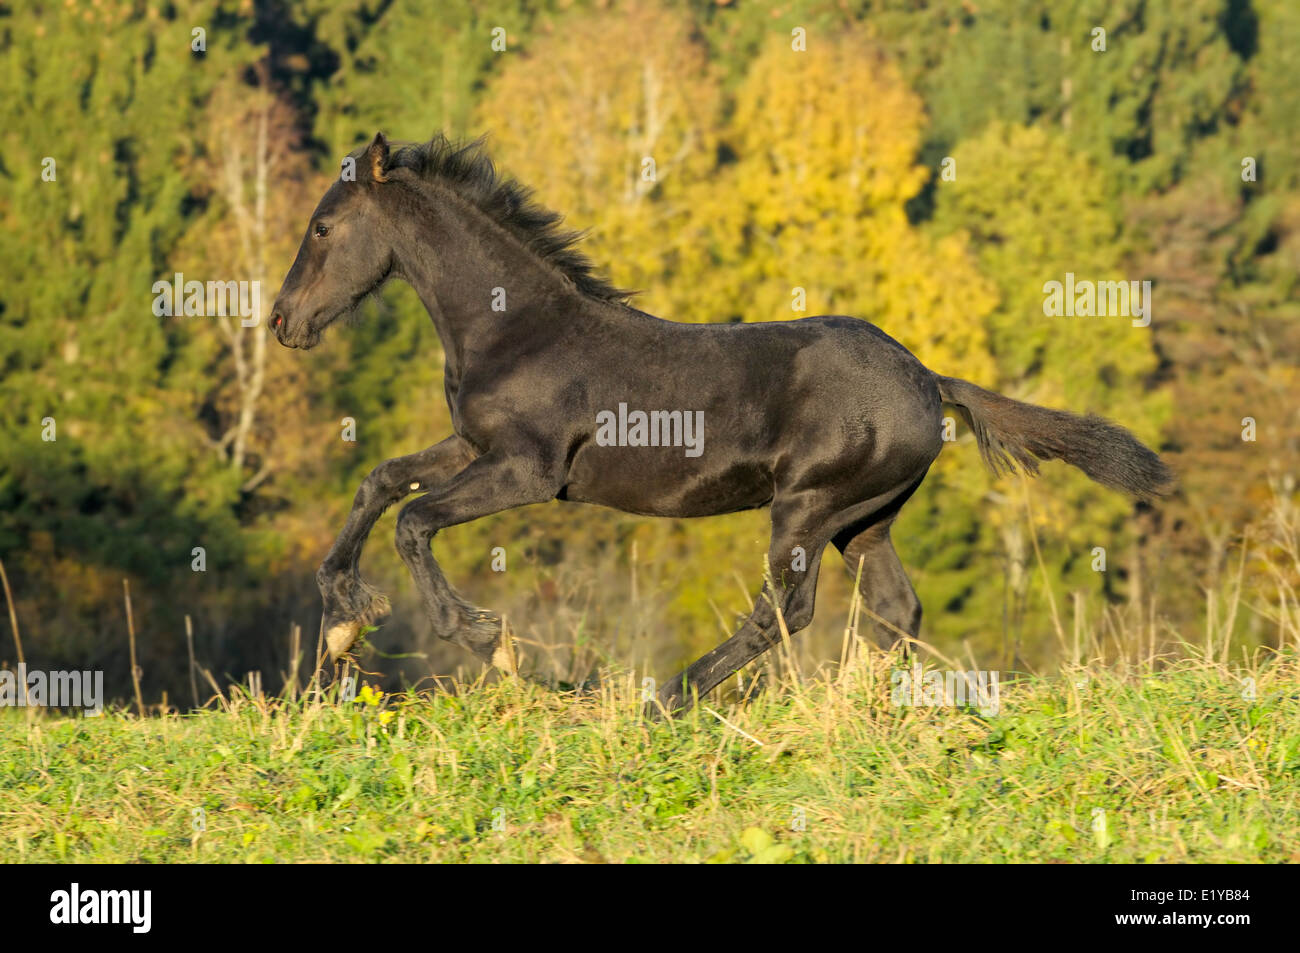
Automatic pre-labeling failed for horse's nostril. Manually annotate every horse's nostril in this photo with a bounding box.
[271,313,284,330]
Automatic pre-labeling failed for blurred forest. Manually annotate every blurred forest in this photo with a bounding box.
[1,0,1297,704]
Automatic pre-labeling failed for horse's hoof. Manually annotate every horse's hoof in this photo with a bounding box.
[652,679,702,719]
[648,692,682,721]
[326,620,363,661]
[458,609,515,673]
[491,637,517,675]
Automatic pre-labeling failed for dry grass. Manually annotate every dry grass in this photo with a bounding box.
[2,495,1297,863]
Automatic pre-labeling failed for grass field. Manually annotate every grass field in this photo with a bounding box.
[3,637,1296,863]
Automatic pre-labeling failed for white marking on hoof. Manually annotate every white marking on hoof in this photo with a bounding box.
[409,482,420,490]
[491,639,517,675]
[326,621,362,661]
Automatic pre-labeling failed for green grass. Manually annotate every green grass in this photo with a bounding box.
[2,646,1297,863]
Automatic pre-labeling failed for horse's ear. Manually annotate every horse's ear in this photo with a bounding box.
[364,132,390,183]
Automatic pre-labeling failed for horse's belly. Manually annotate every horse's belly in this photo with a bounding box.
[561,449,773,518]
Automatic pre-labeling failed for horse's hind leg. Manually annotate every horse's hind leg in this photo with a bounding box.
[318,435,477,661]
[835,518,921,651]
[655,495,832,714]
[655,473,931,715]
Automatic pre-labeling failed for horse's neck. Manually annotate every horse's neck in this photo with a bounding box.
[395,189,588,376]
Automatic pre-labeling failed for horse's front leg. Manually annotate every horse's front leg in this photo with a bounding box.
[393,448,560,671]
[318,435,478,660]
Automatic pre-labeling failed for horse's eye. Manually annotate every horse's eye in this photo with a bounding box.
[314,223,330,238]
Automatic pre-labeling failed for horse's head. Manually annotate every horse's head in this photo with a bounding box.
[270,133,396,349]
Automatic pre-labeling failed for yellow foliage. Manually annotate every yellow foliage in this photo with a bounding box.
[667,32,997,382]
[478,0,721,297]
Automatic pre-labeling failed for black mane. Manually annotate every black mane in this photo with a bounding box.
[380,135,634,305]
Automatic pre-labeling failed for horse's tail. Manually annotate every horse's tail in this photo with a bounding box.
[935,375,1174,500]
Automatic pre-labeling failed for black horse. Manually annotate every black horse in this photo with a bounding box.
[271,133,1173,713]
